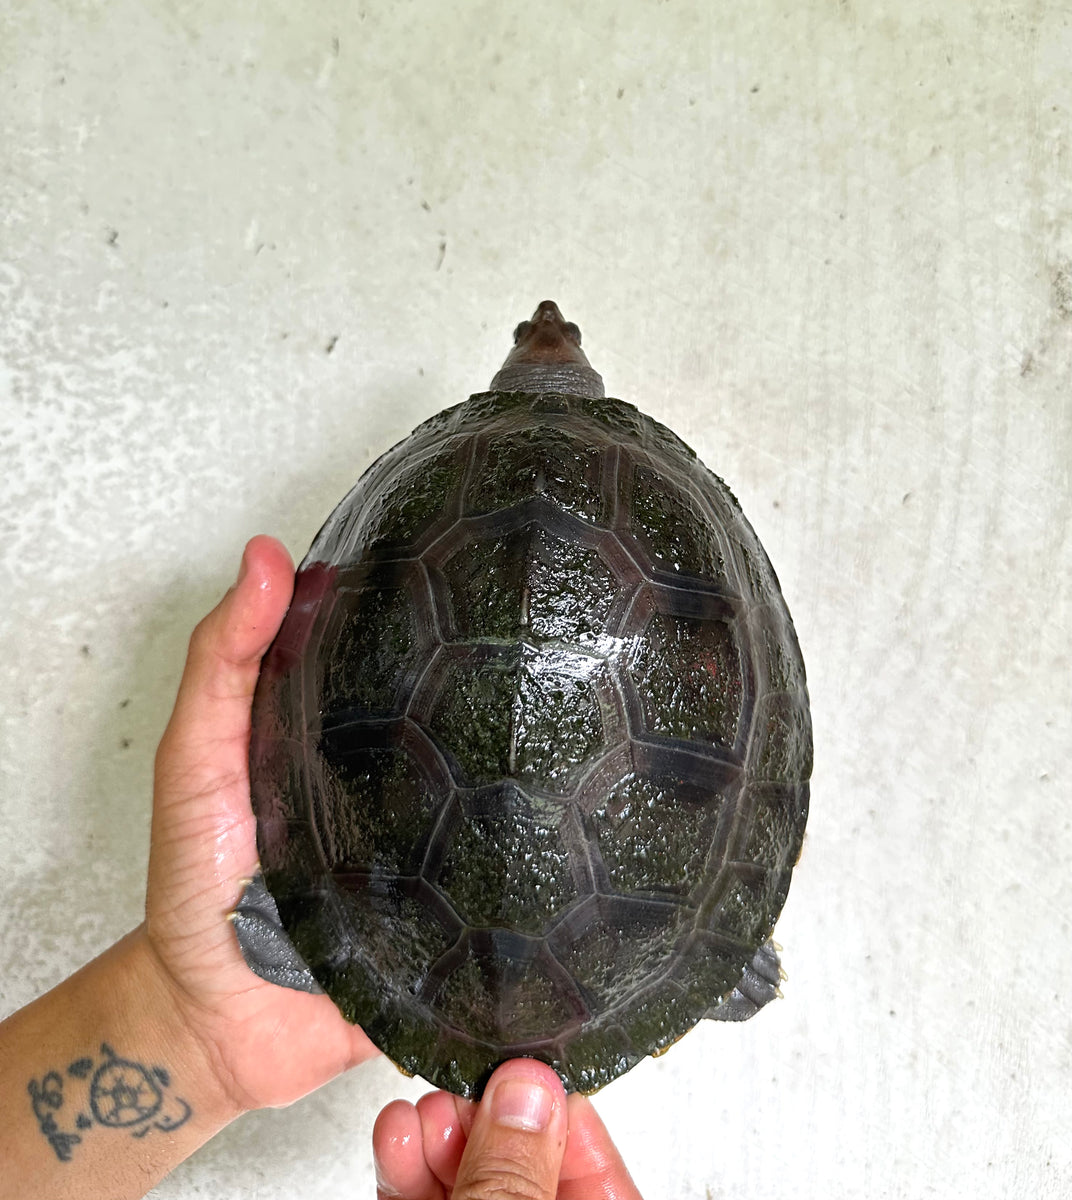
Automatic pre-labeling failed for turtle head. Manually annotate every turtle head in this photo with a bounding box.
[489,300,605,398]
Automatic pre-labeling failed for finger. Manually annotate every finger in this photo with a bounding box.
[149,536,293,912]
[373,1099,444,1200]
[156,534,294,782]
[450,1060,567,1200]
[414,1089,473,1187]
[559,1094,644,1200]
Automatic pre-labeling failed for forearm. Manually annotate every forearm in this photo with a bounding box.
[0,926,241,1200]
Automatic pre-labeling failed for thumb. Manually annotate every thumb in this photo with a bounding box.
[149,535,293,935]
[452,1060,567,1200]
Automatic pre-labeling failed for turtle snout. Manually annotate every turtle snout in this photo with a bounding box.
[533,299,564,321]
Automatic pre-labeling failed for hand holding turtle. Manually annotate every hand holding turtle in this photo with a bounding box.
[3,300,811,1198]
[0,535,642,1200]
[0,537,380,1199]
[151,536,641,1199]
[145,534,380,1110]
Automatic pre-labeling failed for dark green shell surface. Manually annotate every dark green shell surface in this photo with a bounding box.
[249,390,810,1096]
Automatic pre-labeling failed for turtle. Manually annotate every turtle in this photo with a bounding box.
[235,300,811,1098]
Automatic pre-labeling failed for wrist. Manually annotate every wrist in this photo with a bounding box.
[113,924,249,1129]
[0,927,243,1199]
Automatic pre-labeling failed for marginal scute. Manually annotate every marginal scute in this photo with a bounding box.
[726,531,781,604]
[675,934,752,1013]
[578,394,649,444]
[704,864,776,945]
[748,691,813,783]
[249,380,811,1098]
[736,783,808,875]
[748,607,808,695]
[260,811,319,884]
[561,1021,638,1094]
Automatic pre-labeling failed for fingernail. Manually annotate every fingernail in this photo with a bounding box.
[491,1077,554,1133]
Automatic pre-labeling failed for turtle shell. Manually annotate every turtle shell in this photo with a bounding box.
[249,388,811,1096]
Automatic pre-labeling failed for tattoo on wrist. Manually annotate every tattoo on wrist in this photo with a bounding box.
[28,1042,192,1162]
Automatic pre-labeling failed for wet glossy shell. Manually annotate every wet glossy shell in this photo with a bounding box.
[249,390,811,1096]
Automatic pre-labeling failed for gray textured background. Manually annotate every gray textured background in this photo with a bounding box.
[2,2,1070,1197]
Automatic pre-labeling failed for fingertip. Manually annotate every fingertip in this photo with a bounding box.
[160,536,295,756]
[563,1092,610,1163]
[235,535,295,600]
[483,1058,567,1134]
[216,536,295,663]
[414,1089,471,1186]
[450,1059,568,1200]
[560,1093,643,1199]
[373,1100,438,1199]
[372,1097,415,1151]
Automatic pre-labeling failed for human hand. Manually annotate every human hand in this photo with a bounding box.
[373,1059,644,1200]
[0,537,384,1197]
[145,535,379,1110]
[0,535,646,1199]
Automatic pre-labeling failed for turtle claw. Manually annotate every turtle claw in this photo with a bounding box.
[705,940,783,1023]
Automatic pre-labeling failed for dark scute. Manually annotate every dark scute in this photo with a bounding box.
[435,788,578,933]
[748,691,814,783]
[737,782,810,876]
[442,525,617,645]
[627,608,744,749]
[577,395,650,444]
[467,425,606,522]
[426,646,606,791]
[312,740,445,877]
[702,863,776,946]
[442,531,528,641]
[587,770,730,897]
[677,935,756,1016]
[360,444,469,555]
[747,606,809,695]
[317,567,420,717]
[326,886,456,1011]
[628,463,730,583]
[276,891,352,980]
[248,385,811,1097]
[560,1024,639,1095]
[727,531,782,605]
[433,936,581,1045]
[525,533,617,644]
[551,896,681,1011]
